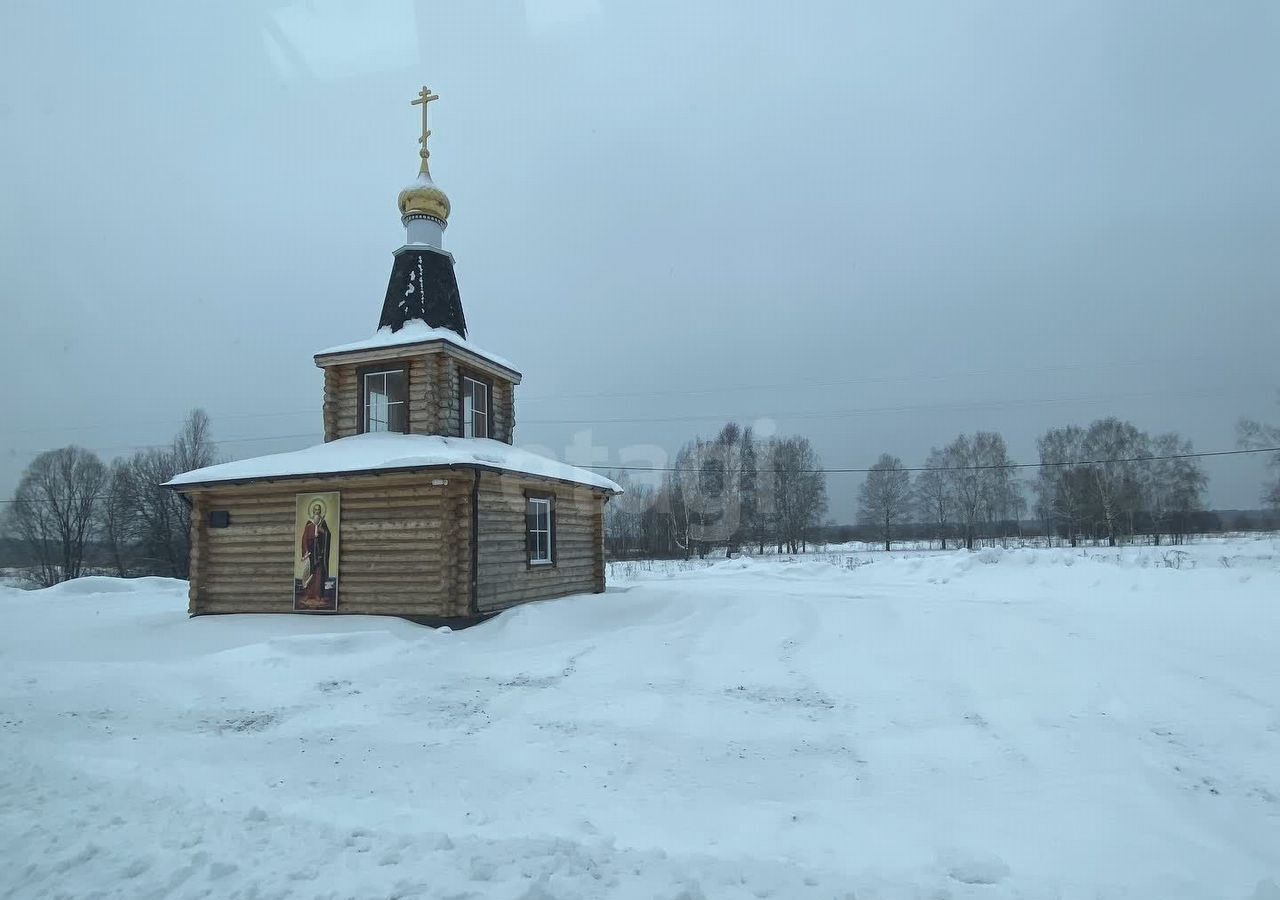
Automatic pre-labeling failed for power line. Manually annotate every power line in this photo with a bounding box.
[3,447,1276,504]
[587,446,1280,475]
[5,383,1267,457]
[0,352,1242,438]
[516,353,1228,404]
[6,432,322,459]
[519,384,1264,427]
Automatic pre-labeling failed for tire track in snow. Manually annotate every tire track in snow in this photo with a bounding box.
[0,754,864,899]
[776,593,839,719]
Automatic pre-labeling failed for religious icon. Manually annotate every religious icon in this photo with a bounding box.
[294,492,340,611]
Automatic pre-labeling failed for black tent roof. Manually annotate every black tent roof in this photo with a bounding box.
[378,246,467,338]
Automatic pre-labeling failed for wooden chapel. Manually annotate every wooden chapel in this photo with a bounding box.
[166,88,620,620]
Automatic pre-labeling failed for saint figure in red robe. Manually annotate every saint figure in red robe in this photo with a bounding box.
[298,500,332,608]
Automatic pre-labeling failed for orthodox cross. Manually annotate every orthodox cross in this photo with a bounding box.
[411,86,439,170]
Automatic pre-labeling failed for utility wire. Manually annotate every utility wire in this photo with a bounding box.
[4,383,1269,458]
[3,447,1277,504]
[6,432,323,458]
[520,384,1263,427]
[0,353,1244,437]
[587,446,1280,474]
[517,353,1228,403]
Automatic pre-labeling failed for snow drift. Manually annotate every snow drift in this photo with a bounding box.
[2,538,1279,898]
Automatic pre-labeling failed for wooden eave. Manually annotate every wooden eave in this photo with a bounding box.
[313,339,522,384]
[165,462,617,496]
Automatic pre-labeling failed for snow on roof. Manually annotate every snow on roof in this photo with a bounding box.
[314,320,519,375]
[165,432,622,493]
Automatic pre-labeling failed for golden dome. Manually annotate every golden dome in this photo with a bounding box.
[398,171,451,224]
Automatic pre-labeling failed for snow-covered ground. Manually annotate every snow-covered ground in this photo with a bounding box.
[3,539,1279,899]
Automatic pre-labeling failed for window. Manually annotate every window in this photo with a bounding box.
[362,368,407,433]
[526,495,553,565]
[462,374,489,439]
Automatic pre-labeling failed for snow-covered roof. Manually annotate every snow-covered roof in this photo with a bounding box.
[314,321,519,376]
[165,432,621,493]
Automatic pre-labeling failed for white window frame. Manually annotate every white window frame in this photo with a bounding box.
[363,369,407,434]
[462,375,489,439]
[527,496,553,566]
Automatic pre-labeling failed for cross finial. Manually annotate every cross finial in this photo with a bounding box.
[410,86,440,175]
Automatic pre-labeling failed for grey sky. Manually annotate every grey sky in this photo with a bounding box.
[2,1,1277,521]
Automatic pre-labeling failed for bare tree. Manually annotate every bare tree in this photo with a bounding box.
[1082,418,1146,546]
[630,481,680,559]
[857,454,913,551]
[915,448,952,549]
[975,432,1017,546]
[940,431,1017,550]
[124,448,191,576]
[1036,426,1087,547]
[750,439,777,555]
[733,424,758,557]
[99,459,139,577]
[4,446,108,586]
[770,436,827,553]
[124,408,219,577]
[1238,404,1280,510]
[660,423,775,558]
[173,408,216,473]
[1142,433,1206,545]
[944,435,976,551]
[712,422,751,557]
[604,471,635,556]
[942,434,982,550]
[665,437,727,559]
[1004,479,1028,542]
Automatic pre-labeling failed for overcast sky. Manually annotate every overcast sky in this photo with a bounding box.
[2,0,1277,520]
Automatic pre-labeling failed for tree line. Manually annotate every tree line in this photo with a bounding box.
[7,403,1277,580]
[2,410,216,586]
[606,423,829,559]
[858,417,1211,551]
[605,412,1265,559]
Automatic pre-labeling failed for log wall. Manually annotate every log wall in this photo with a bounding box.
[436,353,459,436]
[474,473,607,613]
[492,379,515,444]
[187,472,473,618]
[320,348,513,443]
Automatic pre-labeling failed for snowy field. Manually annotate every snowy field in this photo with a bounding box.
[2,539,1280,899]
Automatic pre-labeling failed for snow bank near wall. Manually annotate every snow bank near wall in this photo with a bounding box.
[33,575,187,597]
[2,542,1279,898]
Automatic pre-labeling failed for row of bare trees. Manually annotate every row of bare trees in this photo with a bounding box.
[855,418,1210,551]
[858,431,1020,551]
[3,410,216,586]
[606,423,829,559]
[1035,419,1206,547]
